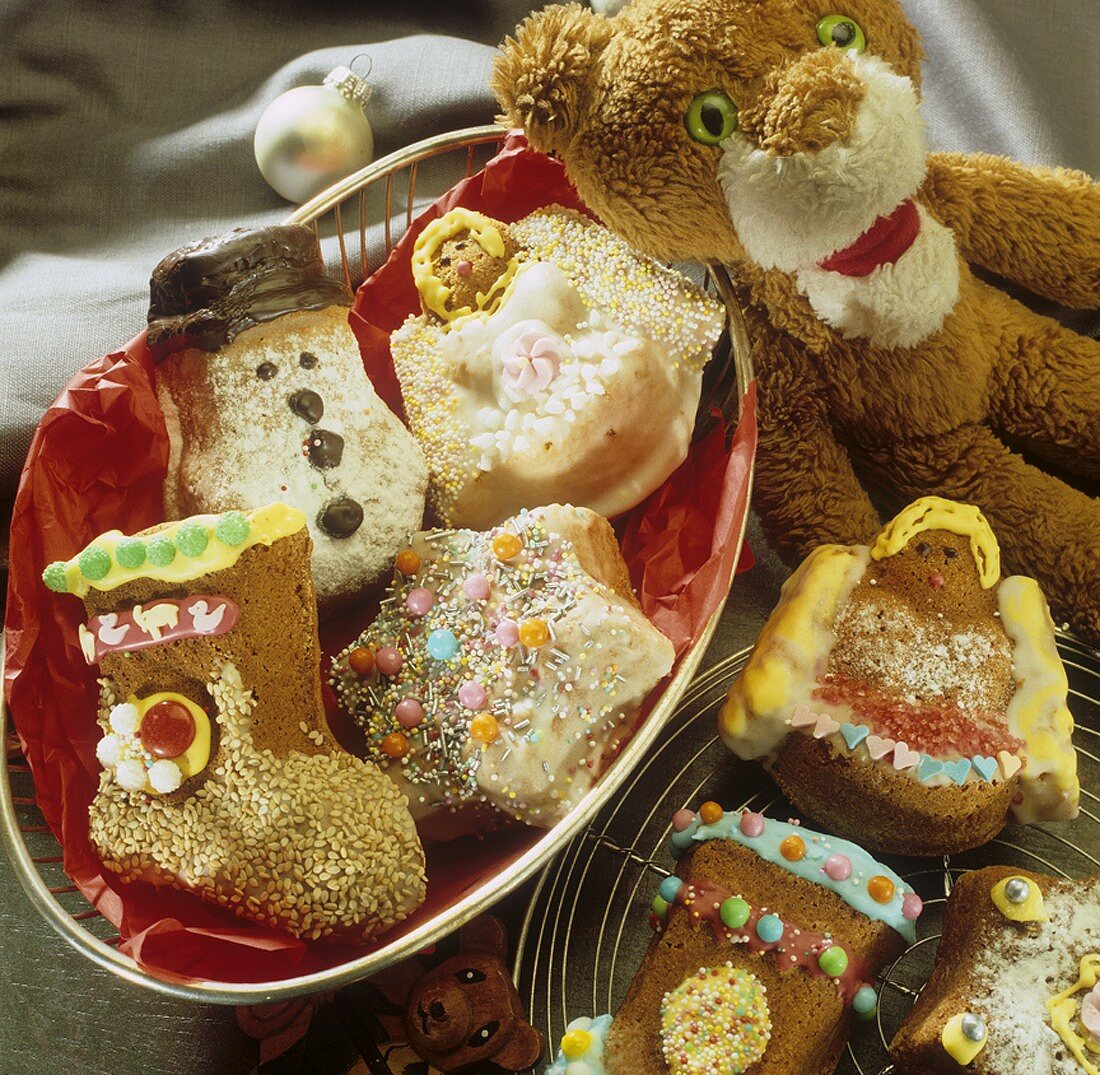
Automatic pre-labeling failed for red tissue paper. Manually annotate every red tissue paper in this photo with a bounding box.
[3,132,756,985]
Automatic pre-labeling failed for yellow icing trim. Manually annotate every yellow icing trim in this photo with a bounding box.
[990,875,1049,922]
[870,497,1000,588]
[133,692,212,793]
[720,545,868,755]
[941,1013,987,1066]
[410,208,518,324]
[51,503,306,597]
[998,576,1079,823]
[1047,955,1100,1075]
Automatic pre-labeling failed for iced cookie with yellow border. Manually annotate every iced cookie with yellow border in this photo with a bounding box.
[721,497,1078,855]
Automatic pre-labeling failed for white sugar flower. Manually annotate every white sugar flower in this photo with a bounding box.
[109,702,140,736]
[148,759,183,794]
[115,759,148,792]
[95,734,123,767]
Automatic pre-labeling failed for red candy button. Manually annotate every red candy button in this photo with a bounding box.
[139,699,197,759]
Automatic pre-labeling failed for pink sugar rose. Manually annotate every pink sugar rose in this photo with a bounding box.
[501,328,561,395]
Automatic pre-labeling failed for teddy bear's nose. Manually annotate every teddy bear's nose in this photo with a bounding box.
[430,1000,446,1021]
[738,48,866,157]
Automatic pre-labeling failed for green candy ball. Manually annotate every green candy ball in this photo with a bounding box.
[115,538,146,569]
[720,896,751,929]
[818,944,849,978]
[78,547,112,581]
[175,523,209,557]
[42,562,70,592]
[215,511,250,546]
[146,536,176,567]
[651,895,670,917]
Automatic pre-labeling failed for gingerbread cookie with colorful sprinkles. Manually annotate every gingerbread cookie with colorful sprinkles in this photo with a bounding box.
[43,503,426,942]
[721,497,1079,855]
[330,503,675,839]
[390,206,726,529]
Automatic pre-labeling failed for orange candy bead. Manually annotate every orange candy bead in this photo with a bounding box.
[698,801,724,825]
[868,875,895,904]
[519,618,551,648]
[492,532,522,561]
[395,548,421,575]
[380,731,410,759]
[348,646,374,675]
[780,834,806,861]
[469,713,500,744]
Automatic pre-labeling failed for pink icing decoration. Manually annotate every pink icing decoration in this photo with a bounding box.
[395,698,424,728]
[463,573,491,601]
[1082,984,1100,1040]
[902,892,923,921]
[455,259,472,277]
[501,328,561,396]
[739,812,765,838]
[458,681,488,710]
[375,647,403,676]
[405,587,435,616]
[672,809,696,832]
[495,619,520,648]
[824,854,852,881]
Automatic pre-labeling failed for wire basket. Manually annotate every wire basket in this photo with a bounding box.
[0,125,755,1003]
[516,633,1100,1074]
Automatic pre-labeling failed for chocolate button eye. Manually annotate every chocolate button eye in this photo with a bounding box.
[319,497,363,538]
[305,429,344,469]
[915,542,932,557]
[256,362,277,380]
[289,389,324,423]
[299,351,318,369]
[944,547,958,559]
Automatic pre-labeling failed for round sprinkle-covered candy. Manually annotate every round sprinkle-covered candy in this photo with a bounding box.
[470,712,500,744]
[868,876,896,904]
[79,546,112,581]
[139,699,197,760]
[756,913,784,944]
[405,587,435,616]
[824,854,852,881]
[1004,878,1030,904]
[147,536,176,567]
[148,759,183,794]
[519,618,551,648]
[659,876,683,903]
[175,523,209,557]
[375,647,404,676]
[457,681,487,710]
[395,698,424,728]
[109,703,140,737]
[560,1029,592,1061]
[739,811,765,837]
[780,834,806,861]
[348,646,374,675]
[818,945,849,977]
[720,896,751,929]
[961,1013,986,1042]
[42,562,69,592]
[853,986,878,1018]
[116,759,148,793]
[427,628,459,661]
[902,892,923,920]
[381,732,410,759]
[115,538,147,569]
[214,511,250,546]
[395,548,421,575]
[492,532,522,561]
[699,801,724,825]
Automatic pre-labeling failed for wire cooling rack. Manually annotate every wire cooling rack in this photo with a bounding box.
[515,634,1100,1074]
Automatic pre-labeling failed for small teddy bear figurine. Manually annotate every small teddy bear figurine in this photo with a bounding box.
[403,916,543,1073]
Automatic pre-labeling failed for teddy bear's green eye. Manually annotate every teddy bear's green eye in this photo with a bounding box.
[685,90,738,147]
[816,15,867,53]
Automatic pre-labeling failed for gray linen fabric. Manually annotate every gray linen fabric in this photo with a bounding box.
[1,0,1097,552]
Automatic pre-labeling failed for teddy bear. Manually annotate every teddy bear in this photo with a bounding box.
[492,0,1100,643]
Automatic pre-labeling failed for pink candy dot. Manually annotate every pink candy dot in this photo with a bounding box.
[395,698,424,728]
[405,587,435,616]
[671,809,696,832]
[902,892,923,921]
[495,619,520,648]
[823,854,852,881]
[463,573,491,601]
[739,812,765,838]
[458,681,487,710]
[375,647,403,676]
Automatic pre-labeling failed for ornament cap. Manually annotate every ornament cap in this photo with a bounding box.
[324,65,372,107]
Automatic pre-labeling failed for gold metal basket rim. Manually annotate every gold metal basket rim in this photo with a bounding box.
[0,124,755,1004]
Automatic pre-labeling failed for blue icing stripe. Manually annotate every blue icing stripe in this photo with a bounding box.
[669,810,917,943]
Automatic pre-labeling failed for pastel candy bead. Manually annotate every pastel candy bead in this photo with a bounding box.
[457,681,487,710]
[902,892,923,920]
[818,945,848,977]
[853,985,877,1017]
[824,854,852,881]
[756,913,784,943]
[395,698,424,728]
[658,876,682,903]
[671,809,696,832]
[405,587,435,616]
[495,619,520,648]
[651,895,670,917]
[739,811,765,837]
[375,647,403,676]
[720,896,751,929]
[427,629,458,660]
[698,800,724,825]
[463,573,491,601]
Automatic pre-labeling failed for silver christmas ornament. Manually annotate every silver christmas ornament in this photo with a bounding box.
[1004,877,1030,904]
[960,1013,987,1042]
[254,64,374,204]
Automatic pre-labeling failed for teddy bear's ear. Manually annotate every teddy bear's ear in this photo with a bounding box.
[492,2,614,157]
[458,913,508,959]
